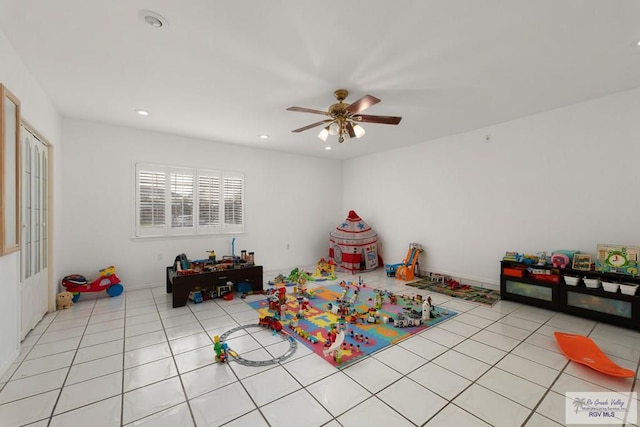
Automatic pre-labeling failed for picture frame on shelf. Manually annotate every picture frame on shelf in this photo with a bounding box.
[572,254,592,271]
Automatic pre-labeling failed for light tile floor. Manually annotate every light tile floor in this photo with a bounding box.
[2,267,640,426]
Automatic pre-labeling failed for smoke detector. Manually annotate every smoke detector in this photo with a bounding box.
[138,10,168,29]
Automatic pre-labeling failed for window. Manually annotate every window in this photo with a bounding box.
[135,163,244,237]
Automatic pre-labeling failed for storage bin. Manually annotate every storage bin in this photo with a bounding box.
[620,284,639,296]
[583,278,601,289]
[530,273,560,283]
[564,276,580,286]
[503,267,526,277]
[602,282,619,293]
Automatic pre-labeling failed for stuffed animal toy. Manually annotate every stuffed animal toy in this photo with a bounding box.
[56,291,74,310]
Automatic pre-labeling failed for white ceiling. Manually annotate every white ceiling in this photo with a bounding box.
[1,1,640,160]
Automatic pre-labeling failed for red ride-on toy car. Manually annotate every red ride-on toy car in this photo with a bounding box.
[62,266,124,302]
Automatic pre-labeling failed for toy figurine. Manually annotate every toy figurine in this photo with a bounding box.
[536,252,547,266]
[375,293,383,310]
[334,349,343,364]
[213,335,228,363]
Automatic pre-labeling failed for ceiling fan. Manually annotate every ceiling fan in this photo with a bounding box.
[287,89,402,143]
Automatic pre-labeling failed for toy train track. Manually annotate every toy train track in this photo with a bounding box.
[219,324,297,366]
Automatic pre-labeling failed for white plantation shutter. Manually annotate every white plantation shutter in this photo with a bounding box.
[224,177,243,225]
[136,165,166,237]
[198,173,221,229]
[170,170,194,233]
[135,164,244,237]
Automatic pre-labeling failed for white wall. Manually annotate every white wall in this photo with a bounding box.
[60,119,343,289]
[344,87,640,286]
[0,29,61,377]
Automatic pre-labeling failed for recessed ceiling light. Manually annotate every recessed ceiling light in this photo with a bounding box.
[325,146,332,150]
[138,10,168,29]
[135,109,149,116]
[259,134,269,139]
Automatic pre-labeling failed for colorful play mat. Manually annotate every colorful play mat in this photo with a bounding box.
[406,278,500,306]
[247,283,457,369]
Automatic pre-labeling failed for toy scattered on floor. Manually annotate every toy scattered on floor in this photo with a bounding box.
[61,266,124,303]
[422,295,440,322]
[287,267,314,284]
[554,332,634,377]
[213,335,228,363]
[268,268,315,286]
[426,272,470,292]
[259,315,283,332]
[322,329,345,357]
[385,243,423,281]
[189,290,203,304]
[56,291,74,310]
[269,273,288,286]
[429,272,447,283]
[253,277,455,367]
[218,324,297,366]
[268,286,287,311]
[313,257,337,280]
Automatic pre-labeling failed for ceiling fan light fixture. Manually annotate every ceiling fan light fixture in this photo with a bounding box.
[318,127,329,142]
[287,89,402,145]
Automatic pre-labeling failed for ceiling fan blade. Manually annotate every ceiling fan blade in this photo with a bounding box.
[345,95,381,114]
[355,114,402,125]
[291,119,332,133]
[345,122,356,139]
[286,106,329,116]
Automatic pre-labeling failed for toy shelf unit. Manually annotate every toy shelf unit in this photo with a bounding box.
[166,265,263,308]
[500,261,562,311]
[500,261,640,331]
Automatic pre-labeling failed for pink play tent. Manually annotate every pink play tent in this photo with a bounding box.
[329,210,379,273]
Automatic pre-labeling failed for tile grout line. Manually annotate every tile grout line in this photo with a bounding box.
[5,272,640,426]
[151,292,199,426]
[119,293,129,427]
[46,297,100,426]
[416,302,559,425]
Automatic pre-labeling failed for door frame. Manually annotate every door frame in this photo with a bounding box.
[20,120,54,315]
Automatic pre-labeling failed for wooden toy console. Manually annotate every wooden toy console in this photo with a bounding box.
[166,265,263,308]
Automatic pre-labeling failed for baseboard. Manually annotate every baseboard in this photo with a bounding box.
[122,281,164,291]
[0,348,20,382]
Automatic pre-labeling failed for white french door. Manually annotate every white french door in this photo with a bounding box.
[20,124,49,340]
